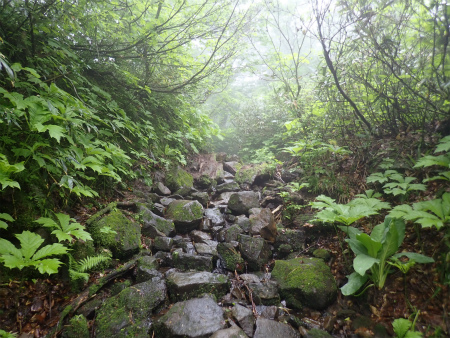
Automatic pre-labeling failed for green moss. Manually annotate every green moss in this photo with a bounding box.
[313,248,331,262]
[235,163,271,185]
[166,200,203,222]
[165,166,193,192]
[62,315,89,338]
[217,243,244,273]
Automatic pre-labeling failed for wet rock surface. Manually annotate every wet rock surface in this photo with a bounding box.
[59,154,342,337]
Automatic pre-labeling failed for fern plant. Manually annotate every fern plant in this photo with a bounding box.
[68,253,111,285]
[0,231,68,274]
[34,213,92,243]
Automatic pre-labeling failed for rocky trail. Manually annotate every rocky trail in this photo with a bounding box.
[1,153,444,338]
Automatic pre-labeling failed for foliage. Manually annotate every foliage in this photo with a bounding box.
[339,218,434,296]
[0,330,16,338]
[311,195,381,226]
[414,136,450,182]
[68,253,111,285]
[0,231,68,275]
[0,213,14,230]
[388,193,450,230]
[393,314,423,338]
[34,213,92,243]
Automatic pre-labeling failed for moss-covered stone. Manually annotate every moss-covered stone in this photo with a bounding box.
[217,242,245,273]
[165,200,203,233]
[61,314,89,338]
[238,235,272,271]
[313,248,331,262]
[90,210,141,259]
[235,163,272,186]
[271,257,337,310]
[95,279,166,338]
[165,166,193,195]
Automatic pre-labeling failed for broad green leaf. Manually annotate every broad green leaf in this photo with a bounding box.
[379,222,400,261]
[340,272,369,296]
[0,238,22,258]
[45,125,66,143]
[55,213,71,230]
[32,243,68,260]
[337,225,362,240]
[435,136,450,153]
[16,231,45,260]
[0,213,14,222]
[356,233,382,257]
[393,252,434,264]
[34,217,59,229]
[34,258,63,275]
[371,222,387,242]
[347,238,369,256]
[354,254,380,275]
[2,255,28,270]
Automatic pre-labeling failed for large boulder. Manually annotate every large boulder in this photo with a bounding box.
[271,257,337,310]
[238,235,272,271]
[249,208,277,242]
[228,191,260,215]
[165,165,194,195]
[254,318,300,338]
[165,200,203,233]
[216,181,240,193]
[152,295,226,337]
[95,278,166,338]
[166,271,229,301]
[90,210,140,259]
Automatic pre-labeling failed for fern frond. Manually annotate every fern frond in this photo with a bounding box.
[76,255,111,273]
[69,269,89,283]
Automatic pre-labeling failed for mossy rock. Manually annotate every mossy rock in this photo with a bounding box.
[95,279,167,338]
[90,210,141,259]
[217,242,245,273]
[165,200,203,234]
[271,257,337,310]
[312,248,331,262]
[235,163,272,186]
[61,315,89,338]
[165,166,193,195]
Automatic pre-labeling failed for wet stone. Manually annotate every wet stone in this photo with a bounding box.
[232,304,255,337]
[195,241,218,256]
[152,295,226,337]
[253,318,300,338]
[190,230,212,243]
[166,271,229,302]
[210,326,249,338]
[155,182,171,195]
[204,207,225,227]
[238,235,272,271]
[248,281,280,306]
[172,252,213,272]
[153,236,174,252]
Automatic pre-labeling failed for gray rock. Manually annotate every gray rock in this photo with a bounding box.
[304,328,333,338]
[254,318,300,338]
[135,256,160,283]
[151,203,165,216]
[191,191,209,207]
[232,304,254,337]
[166,200,204,234]
[167,271,229,302]
[216,181,240,193]
[210,326,249,338]
[172,252,213,272]
[238,235,272,271]
[204,208,225,227]
[154,236,174,251]
[249,208,277,242]
[219,192,235,203]
[239,274,260,284]
[275,229,305,254]
[223,161,239,175]
[95,278,166,338]
[155,182,171,195]
[140,207,175,238]
[271,258,337,310]
[195,242,218,256]
[249,208,262,216]
[228,191,260,215]
[235,215,251,232]
[152,295,225,337]
[190,230,212,243]
[222,224,244,242]
[248,281,280,305]
[160,197,175,206]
